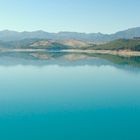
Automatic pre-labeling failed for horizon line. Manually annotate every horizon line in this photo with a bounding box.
[0,27,139,35]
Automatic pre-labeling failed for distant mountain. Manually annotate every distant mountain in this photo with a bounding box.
[0,27,140,42]
[0,37,140,52]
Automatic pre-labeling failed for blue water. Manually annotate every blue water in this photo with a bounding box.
[0,57,140,140]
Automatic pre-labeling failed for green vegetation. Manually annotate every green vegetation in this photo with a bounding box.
[90,39,140,51]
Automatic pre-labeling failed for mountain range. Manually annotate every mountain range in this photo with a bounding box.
[0,27,140,43]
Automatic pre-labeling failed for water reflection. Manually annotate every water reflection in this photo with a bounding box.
[0,52,140,72]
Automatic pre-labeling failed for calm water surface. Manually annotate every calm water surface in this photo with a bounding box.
[0,54,140,140]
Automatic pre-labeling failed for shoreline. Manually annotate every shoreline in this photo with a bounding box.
[0,48,140,57]
[62,49,140,57]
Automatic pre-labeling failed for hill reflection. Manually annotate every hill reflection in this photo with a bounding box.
[0,52,139,72]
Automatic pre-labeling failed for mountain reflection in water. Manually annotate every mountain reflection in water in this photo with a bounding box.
[0,52,139,73]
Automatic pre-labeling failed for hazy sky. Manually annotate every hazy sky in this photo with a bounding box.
[0,0,140,33]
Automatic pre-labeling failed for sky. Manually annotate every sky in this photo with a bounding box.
[0,0,140,33]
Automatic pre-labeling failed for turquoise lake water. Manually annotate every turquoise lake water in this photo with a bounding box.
[0,54,140,140]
